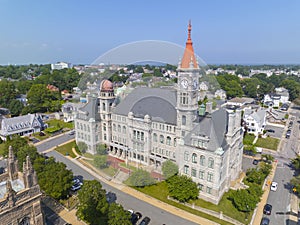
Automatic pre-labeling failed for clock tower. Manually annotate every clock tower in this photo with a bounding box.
[176,21,200,139]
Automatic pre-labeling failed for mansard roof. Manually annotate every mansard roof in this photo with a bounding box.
[184,108,229,152]
[113,87,177,124]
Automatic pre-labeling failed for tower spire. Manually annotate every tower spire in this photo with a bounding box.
[179,20,198,69]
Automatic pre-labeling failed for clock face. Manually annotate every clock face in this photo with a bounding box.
[181,79,188,89]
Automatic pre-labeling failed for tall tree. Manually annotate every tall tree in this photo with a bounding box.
[167,175,199,202]
[76,180,109,225]
[162,160,178,179]
[128,169,156,187]
[107,203,132,225]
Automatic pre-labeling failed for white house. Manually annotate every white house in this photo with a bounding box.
[51,62,72,70]
[214,89,226,100]
[199,81,209,91]
[62,102,85,123]
[0,114,46,141]
[263,87,289,108]
[243,107,266,136]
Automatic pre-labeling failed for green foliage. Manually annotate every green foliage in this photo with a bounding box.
[94,155,108,169]
[162,160,178,179]
[96,144,107,155]
[76,180,109,224]
[34,157,73,199]
[24,84,61,113]
[153,68,162,77]
[292,156,300,170]
[259,161,272,176]
[128,169,156,187]
[8,99,24,116]
[228,189,257,212]
[167,175,199,202]
[77,142,88,154]
[245,168,265,185]
[0,80,17,108]
[107,203,132,225]
[243,134,255,145]
[281,79,300,101]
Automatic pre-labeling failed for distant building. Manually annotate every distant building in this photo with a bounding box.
[47,84,59,92]
[0,114,45,141]
[263,87,289,108]
[62,102,85,123]
[51,62,72,70]
[214,89,226,100]
[199,81,209,91]
[243,107,266,136]
[0,147,44,224]
[226,97,254,107]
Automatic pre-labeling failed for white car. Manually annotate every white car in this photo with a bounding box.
[270,182,278,191]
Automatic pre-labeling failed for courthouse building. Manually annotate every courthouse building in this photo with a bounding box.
[75,22,244,204]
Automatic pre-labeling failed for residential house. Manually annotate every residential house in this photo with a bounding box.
[214,89,226,100]
[0,114,46,141]
[243,107,266,136]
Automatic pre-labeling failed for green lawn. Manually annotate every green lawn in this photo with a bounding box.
[255,136,279,150]
[119,162,138,172]
[46,119,74,129]
[243,134,256,145]
[0,143,6,157]
[135,182,238,225]
[55,141,77,158]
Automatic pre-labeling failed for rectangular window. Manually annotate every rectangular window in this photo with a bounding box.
[199,170,204,179]
[198,183,203,190]
[206,187,212,194]
[207,172,213,182]
[191,168,196,177]
[183,165,189,174]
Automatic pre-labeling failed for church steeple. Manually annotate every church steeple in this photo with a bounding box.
[180,21,198,69]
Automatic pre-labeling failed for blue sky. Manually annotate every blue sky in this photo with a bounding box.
[0,0,299,65]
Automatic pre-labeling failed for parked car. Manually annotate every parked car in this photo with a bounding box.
[286,130,291,138]
[266,129,275,133]
[68,130,75,136]
[139,216,151,225]
[253,159,259,165]
[263,204,272,215]
[130,212,142,225]
[270,181,278,191]
[243,150,255,156]
[260,217,270,225]
[71,178,83,191]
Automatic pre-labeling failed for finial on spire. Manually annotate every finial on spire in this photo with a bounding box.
[188,20,192,41]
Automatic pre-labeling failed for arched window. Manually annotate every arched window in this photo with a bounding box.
[208,157,214,169]
[153,133,157,142]
[118,125,121,132]
[103,123,106,131]
[184,151,189,161]
[113,124,116,131]
[166,136,171,145]
[102,102,106,111]
[159,135,164,144]
[19,217,30,225]
[174,138,177,147]
[192,153,197,163]
[200,155,205,166]
[123,126,126,134]
[182,115,186,126]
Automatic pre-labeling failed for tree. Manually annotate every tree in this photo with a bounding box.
[292,155,300,170]
[228,189,257,212]
[76,180,109,224]
[35,157,73,199]
[167,175,198,202]
[128,169,156,187]
[153,68,162,77]
[0,80,17,108]
[162,160,178,179]
[9,99,24,116]
[77,142,88,154]
[107,203,132,225]
[94,155,108,169]
[96,144,107,155]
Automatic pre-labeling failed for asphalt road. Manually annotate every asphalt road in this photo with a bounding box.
[264,105,300,225]
[35,132,75,153]
[45,150,198,225]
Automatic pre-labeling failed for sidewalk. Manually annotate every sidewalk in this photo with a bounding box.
[67,156,220,225]
[252,161,277,225]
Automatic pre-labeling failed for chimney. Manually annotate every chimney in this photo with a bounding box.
[206,102,213,114]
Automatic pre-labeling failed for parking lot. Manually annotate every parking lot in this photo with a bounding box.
[264,125,284,139]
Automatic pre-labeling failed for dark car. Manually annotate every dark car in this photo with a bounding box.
[243,150,255,156]
[266,129,275,133]
[139,217,151,225]
[286,130,291,138]
[253,159,259,165]
[260,217,270,225]
[263,204,272,215]
[130,212,142,225]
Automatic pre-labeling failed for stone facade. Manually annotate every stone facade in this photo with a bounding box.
[0,147,44,225]
[74,22,244,204]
